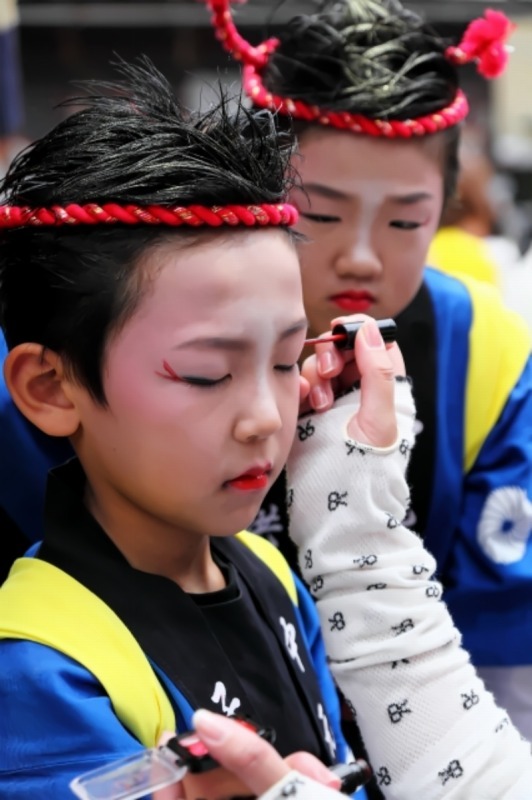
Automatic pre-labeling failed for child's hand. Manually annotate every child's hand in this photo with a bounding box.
[154,710,341,799]
[301,315,405,449]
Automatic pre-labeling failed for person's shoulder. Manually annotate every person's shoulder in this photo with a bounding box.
[0,638,107,724]
[423,265,476,318]
[0,639,143,798]
[428,227,500,287]
[0,637,96,685]
[424,264,484,302]
[236,530,297,605]
[425,266,530,339]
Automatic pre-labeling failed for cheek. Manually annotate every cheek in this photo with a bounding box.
[275,375,302,444]
[101,344,157,415]
[103,381,173,426]
[298,235,332,276]
[387,230,433,275]
[103,346,192,423]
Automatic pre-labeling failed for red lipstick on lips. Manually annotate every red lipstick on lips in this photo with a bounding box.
[226,465,272,491]
[330,291,375,313]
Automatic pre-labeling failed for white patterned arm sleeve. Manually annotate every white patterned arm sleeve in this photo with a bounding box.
[286,379,532,800]
[258,770,343,800]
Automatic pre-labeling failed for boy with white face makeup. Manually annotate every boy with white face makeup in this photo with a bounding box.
[0,62,354,799]
[207,0,532,740]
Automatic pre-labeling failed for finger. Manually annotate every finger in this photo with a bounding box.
[154,732,185,800]
[382,340,406,373]
[192,710,291,796]
[299,353,335,412]
[347,319,404,447]
[305,314,377,392]
[309,315,372,379]
[299,374,310,406]
[285,752,341,789]
[327,312,373,367]
[152,783,184,800]
[312,337,345,378]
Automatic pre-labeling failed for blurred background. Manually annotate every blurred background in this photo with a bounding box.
[2,0,532,325]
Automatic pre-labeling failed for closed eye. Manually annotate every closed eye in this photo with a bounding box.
[390,220,422,230]
[179,375,231,388]
[300,212,341,224]
[275,364,298,373]
[156,360,231,389]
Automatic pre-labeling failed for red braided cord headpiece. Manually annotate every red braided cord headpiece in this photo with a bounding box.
[0,202,299,229]
[207,1,514,138]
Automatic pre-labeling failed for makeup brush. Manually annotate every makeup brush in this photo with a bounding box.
[305,318,397,350]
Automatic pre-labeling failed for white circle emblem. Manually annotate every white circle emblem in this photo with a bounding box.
[477,487,532,564]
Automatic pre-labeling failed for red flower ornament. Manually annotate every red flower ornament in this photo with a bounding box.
[446,9,516,79]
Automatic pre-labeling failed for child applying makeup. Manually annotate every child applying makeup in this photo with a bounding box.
[207,0,532,739]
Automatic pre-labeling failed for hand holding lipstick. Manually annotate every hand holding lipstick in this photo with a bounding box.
[153,711,343,800]
[300,315,406,449]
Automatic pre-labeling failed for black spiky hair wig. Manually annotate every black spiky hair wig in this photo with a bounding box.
[260,0,459,204]
[263,0,458,120]
[0,59,296,403]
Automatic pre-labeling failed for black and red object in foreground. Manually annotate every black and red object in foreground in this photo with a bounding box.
[70,716,371,799]
[164,717,275,774]
[166,724,371,792]
[331,759,373,793]
[70,717,274,800]
[305,318,397,350]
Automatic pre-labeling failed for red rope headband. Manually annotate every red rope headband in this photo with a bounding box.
[0,202,299,229]
[207,1,515,138]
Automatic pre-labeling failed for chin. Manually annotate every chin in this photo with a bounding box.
[211,510,262,538]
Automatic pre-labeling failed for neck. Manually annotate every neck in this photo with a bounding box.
[83,479,226,594]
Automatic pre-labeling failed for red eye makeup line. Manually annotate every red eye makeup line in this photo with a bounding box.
[156,361,184,382]
[156,361,225,387]
[305,318,397,350]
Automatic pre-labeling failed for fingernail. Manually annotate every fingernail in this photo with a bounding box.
[326,775,342,789]
[308,762,342,788]
[318,351,334,375]
[362,319,385,349]
[310,385,328,410]
[192,709,227,744]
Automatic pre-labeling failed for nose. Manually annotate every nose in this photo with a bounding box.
[233,382,283,443]
[334,234,382,280]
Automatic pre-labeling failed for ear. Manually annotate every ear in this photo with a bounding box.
[3,343,81,437]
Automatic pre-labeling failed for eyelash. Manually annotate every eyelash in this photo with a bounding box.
[182,376,230,388]
[156,361,298,387]
[156,360,230,389]
[390,220,422,230]
[300,212,340,224]
[276,364,298,373]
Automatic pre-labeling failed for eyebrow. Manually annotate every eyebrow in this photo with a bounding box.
[302,183,434,205]
[389,191,434,205]
[174,318,309,352]
[302,183,350,201]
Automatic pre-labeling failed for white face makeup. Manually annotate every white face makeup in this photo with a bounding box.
[70,230,306,549]
[291,128,445,337]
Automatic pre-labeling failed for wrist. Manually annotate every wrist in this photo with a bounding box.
[258,770,342,800]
